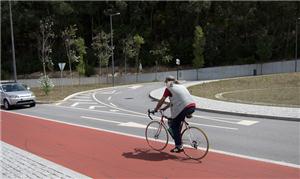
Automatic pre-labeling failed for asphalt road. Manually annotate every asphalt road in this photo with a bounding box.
[8,82,300,167]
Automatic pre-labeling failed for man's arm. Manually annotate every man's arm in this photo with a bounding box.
[154,96,167,112]
[161,103,171,111]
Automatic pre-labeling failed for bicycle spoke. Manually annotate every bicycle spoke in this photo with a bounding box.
[145,121,169,151]
[182,127,209,160]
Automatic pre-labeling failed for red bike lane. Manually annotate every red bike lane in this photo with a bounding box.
[1,111,299,179]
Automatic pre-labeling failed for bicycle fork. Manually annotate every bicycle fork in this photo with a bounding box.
[185,124,198,149]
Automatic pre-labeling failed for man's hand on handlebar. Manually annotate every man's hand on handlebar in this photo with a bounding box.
[148,109,157,114]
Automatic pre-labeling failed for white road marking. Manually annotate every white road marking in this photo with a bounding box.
[81,116,120,124]
[237,120,259,126]
[99,90,116,95]
[128,85,142,89]
[53,105,238,130]
[92,92,147,116]
[194,115,259,126]
[74,96,90,99]
[118,122,149,129]
[71,102,79,107]
[189,122,238,130]
[69,99,94,102]
[89,106,106,110]
[110,103,117,107]
[108,96,112,101]
[3,110,299,169]
[110,109,119,112]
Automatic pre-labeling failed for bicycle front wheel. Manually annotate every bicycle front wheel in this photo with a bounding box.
[145,121,169,151]
[181,126,209,160]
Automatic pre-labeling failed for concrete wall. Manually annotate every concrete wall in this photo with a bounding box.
[18,59,300,87]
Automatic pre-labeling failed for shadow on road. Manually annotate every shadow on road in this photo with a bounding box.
[122,148,178,161]
[122,148,202,164]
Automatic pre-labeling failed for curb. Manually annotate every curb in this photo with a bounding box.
[149,93,300,122]
[148,81,300,121]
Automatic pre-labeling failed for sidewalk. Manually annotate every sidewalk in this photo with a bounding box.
[0,141,90,179]
[149,81,300,121]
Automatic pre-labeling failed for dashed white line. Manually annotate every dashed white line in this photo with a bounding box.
[71,102,79,107]
[110,103,117,107]
[193,115,259,126]
[108,96,112,101]
[89,106,106,110]
[128,85,142,89]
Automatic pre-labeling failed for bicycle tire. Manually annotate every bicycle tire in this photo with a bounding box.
[145,121,169,151]
[181,126,209,160]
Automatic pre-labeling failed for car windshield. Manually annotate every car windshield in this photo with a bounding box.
[1,83,27,92]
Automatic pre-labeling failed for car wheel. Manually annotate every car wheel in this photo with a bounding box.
[3,99,11,110]
[30,102,36,107]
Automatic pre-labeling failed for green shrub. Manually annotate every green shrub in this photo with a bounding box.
[39,75,54,95]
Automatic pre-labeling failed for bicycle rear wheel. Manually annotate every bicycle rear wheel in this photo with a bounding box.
[181,126,209,160]
[145,121,169,151]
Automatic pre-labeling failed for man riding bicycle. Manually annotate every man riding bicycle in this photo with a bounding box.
[152,75,196,153]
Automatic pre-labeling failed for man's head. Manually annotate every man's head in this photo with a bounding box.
[164,75,175,83]
[165,75,178,87]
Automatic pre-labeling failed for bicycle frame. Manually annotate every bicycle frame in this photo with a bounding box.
[148,109,189,137]
[147,109,209,160]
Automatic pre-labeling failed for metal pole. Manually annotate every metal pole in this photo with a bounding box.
[110,15,115,86]
[9,0,17,82]
[296,18,298,72]
[177,66,179,80]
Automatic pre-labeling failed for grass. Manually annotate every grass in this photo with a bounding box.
[188,72,300,107]
[31,83,111,102]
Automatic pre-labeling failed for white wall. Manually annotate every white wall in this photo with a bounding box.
[18,59,300,87]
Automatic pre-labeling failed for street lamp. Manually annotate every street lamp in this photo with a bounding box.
[109,12,120,86]
[176,58,180,80]
[295,17,300,72]
[9,0,17,82]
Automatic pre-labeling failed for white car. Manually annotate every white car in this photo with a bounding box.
[0,81,36,110]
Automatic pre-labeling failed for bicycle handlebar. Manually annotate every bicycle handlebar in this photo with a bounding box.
[147,109,171,120]
[147,109,154,120]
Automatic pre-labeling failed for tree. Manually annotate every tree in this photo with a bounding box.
[62,24,79,82]
[74,37,86,84]
[256,30,273,74]
[193,25,205,68]
[121,35,135,77]
[92,30,111,83]
[193,25,205,80]
[150,41,173,80]
[132,34,145,82]
[37,17,55,76]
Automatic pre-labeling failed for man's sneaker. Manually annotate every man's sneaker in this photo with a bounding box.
[170,147,184,153]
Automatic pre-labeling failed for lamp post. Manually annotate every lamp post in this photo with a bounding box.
[9,0,17,82]
[176,58,180,80]
[109,12,120,86]
[295,17,300,72]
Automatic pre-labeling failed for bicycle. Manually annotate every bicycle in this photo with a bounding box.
[145,109,209,160]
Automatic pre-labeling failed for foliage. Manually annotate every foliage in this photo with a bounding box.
[256,30,273,63]
[150,41,173,65]
[38,75,54,96]
[193,25,205,68]
[133,34,144,71]
[62,24,79,78]
[37,16,55,76]
[1,1,299,79]
[74,37,86,76]
[92,31,111,70]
